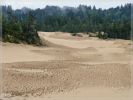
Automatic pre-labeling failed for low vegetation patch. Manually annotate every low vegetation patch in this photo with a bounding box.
[97,32,108,39]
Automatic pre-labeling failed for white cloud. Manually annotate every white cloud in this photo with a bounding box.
[1,0,131,9]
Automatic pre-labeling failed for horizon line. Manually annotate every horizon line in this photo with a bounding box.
[1,3,131,10]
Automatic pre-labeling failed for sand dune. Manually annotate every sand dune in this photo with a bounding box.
[2,32,133,100]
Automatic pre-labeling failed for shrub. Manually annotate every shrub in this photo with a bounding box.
[71,33,77,36]
[97,32,108,39]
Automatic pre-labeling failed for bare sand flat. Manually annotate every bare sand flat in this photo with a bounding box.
[2,43,57,63]
[2,32,133,100]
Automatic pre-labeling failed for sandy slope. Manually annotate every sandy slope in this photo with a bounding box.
[2,32,133,100]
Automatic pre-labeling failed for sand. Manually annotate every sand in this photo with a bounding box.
[1,32,133,100]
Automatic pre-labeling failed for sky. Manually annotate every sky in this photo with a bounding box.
[1,0,132,10]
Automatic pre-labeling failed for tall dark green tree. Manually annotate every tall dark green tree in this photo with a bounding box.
[2,3,131,41]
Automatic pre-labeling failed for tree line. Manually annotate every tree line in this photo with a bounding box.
[2,4,131,44]
[2,6,42,45]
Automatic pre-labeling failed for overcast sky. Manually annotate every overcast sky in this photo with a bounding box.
[1,0,132,9]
